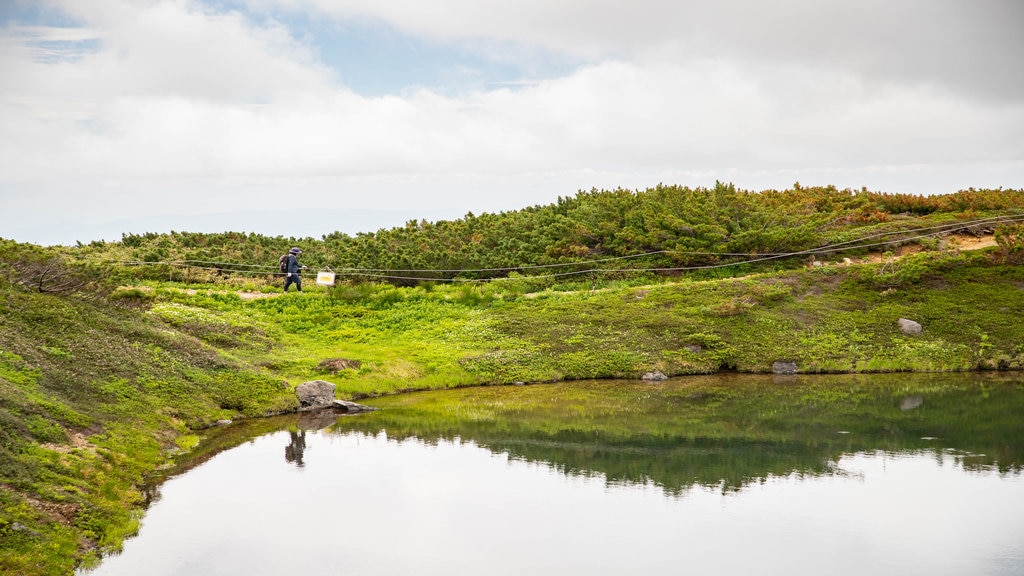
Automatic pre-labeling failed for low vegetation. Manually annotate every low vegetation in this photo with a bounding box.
[62,183,1024,284]
[1,184,1023,573]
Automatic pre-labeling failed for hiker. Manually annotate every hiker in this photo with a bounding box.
[283,247,307,292]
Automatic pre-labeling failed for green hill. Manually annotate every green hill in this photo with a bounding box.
[2,184,1024,573]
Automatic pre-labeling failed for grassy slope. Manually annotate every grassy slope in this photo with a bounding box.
[1,244,1023,573]
[0,289,296,574]
[200,249,1022,392]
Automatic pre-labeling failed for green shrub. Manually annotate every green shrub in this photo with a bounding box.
[109,287,156,309]
[995,222,1024,264]
[454,284,493,307]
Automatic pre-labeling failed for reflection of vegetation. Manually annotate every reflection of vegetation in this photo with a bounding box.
[329,374,1024,494]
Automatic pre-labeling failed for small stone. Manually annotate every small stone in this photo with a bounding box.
[897,318,922,335]
[641,370,669,382]
[332,399,378,413]
[10,522,40,537]
[772,361,798,375]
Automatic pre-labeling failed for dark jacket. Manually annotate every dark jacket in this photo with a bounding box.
[285,254,302,275]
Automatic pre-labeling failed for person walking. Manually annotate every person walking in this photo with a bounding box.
[283,247,307,292]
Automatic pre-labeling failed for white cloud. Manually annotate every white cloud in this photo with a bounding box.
[260,0,1024,99]
[1,0,1022,245]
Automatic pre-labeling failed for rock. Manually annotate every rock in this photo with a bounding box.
[215,419,232,426]
[332,399,378,413]
[897,318,923,335]
[684,344,704,354]
[10,522,41,537]
[641,370,669,382]
[772,361,798,375]
[296,380,336,410]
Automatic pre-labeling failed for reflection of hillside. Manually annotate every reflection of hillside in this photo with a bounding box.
[326,425,853,494]
[148,374,1024,501]
[331,374,1024,495]
[143,410,354,504]
[472,435,846,494]
[141,416,293,506]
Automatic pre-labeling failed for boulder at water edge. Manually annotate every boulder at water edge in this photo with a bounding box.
[296,380,336,410]
[641,370,669,382]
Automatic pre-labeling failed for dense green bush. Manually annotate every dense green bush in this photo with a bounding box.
[51,185,1024,287]
[995,222,1024,264]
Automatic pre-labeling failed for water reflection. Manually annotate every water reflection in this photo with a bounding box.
[157,372,1024,496]
[284,430,306,466]
[86,431,1024,576]
[327,372,1024,495]
[900,394,924,410]
[85,373,1024,575]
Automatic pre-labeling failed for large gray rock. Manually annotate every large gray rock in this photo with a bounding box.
[296,380,336,410]
[772,361,798,375]
[898,318,923,335]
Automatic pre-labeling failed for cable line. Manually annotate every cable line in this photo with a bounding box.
[75,213,1024,283]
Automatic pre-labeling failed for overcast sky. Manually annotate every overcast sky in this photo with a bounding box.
[2,0,1022,245]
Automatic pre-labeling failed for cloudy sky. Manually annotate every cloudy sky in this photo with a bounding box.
[2,0,1022,245]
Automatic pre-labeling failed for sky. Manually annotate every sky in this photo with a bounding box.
[1,0,1022,246]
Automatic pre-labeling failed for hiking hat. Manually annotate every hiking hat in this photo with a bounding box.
[289,247,302,254]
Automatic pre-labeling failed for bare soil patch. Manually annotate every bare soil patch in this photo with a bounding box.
[859,233,995,264]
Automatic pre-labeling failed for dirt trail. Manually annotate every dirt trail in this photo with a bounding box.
[859,233,995,264]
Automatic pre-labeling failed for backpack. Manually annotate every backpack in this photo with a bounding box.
[279,254,290,274]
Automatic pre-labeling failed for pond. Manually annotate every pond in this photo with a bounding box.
[83,373,1024,576]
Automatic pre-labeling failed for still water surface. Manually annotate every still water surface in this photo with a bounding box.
[84,374,1024,576]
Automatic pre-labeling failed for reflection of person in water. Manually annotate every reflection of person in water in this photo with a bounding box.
[285,430,306,467]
